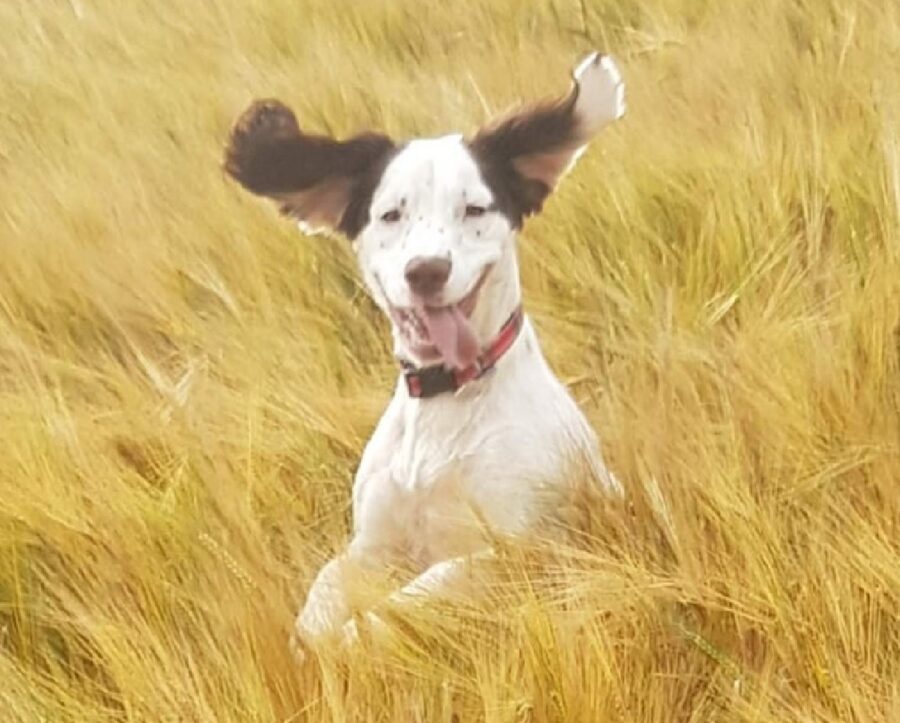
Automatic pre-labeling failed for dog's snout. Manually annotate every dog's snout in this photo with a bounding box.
[404,256,451,297]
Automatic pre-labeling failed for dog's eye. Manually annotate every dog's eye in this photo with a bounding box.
[380,209,402,223]
[464,204,487,219]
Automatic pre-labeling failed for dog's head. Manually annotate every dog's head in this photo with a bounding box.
[225,53,624,368]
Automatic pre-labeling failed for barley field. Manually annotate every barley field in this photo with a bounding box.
[1,0,899,721]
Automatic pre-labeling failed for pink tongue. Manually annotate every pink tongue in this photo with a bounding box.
[421,306,480,370]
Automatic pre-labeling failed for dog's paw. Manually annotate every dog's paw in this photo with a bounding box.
[573,52,626,129]
[340,611,389,649]
[341,618,361,648]
[290,609,327,664]
[289,628,309,665]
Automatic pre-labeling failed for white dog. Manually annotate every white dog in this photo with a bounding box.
[224,52,625,653]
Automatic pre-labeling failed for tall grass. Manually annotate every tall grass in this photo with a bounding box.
[1,0,898,720]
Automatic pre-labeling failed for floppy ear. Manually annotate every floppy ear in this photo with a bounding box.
[468,52,625,225]
[223,99,396,237]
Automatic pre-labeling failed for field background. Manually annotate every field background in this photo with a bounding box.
[1,0,899,721]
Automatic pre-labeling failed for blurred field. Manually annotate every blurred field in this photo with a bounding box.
[1,0,899,720]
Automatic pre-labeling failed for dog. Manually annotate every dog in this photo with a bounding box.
[223,52,625,654]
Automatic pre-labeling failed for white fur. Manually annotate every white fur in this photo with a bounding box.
[573,52,626,133]
[293,53,625,654]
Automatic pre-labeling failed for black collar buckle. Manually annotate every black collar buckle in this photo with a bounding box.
[403,363,456,398]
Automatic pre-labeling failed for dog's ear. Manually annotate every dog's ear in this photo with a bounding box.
[468,52,625,226]
[224,100,396,237]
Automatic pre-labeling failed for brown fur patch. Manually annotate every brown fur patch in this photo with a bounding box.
[223,99,396,237]
[467,86,583,226]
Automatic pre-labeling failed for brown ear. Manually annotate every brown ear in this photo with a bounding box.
[468,52,625,226]
[223,99,396,237]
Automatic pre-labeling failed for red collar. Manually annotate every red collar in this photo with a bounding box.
[400,306,524,398]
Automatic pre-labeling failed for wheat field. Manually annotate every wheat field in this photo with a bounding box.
[1,0,899,720]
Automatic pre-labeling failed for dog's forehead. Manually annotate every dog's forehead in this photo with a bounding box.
[374,135,488,200]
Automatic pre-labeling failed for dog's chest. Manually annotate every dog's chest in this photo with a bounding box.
[393,373,558,491]
[351,328,609,566]
[388,396,546,561]
[388,369,586,544]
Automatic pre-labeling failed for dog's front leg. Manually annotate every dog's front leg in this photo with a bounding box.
[395,549,495,599]
[294,553,354,644]
[341,549,495,645]
[294,392,405,655]
[293,535,396,656]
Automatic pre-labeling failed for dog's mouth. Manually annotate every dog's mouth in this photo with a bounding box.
[389,267,491,369]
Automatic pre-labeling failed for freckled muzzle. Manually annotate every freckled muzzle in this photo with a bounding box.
[389,266,492,369]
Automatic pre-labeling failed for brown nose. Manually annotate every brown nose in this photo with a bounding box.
[404,256,451,297]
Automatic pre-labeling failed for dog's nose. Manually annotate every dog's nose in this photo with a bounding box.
[404,256,451,297]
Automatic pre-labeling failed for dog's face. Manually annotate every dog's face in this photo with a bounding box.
[357,135,514,368]
[225,53,624,368]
